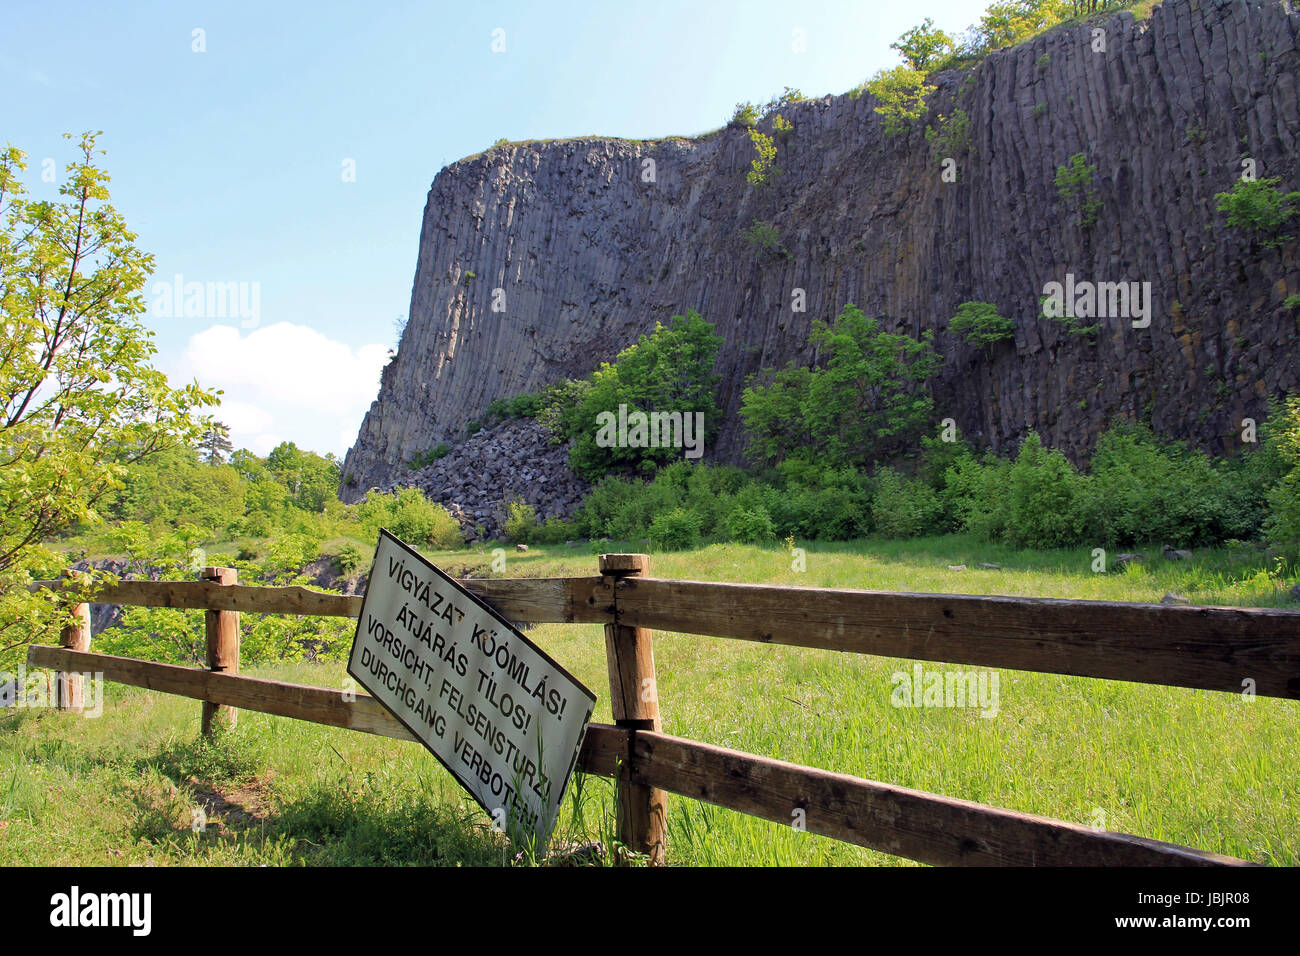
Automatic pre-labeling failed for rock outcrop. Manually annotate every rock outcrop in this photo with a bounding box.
[342,0,1300,501]
[363,417,589,539]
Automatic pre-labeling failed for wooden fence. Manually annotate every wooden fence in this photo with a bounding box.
[28,553,1300,867]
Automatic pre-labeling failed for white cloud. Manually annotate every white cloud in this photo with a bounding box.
[177,323,387,457]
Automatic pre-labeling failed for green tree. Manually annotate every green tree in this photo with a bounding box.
[891,18,956,70]
[860,66,935,136]
[552,310,723,480]
[198,420,234,464]
[266,441,340,512]
[742,304,941,467]
[0,133,215,663]
[1215,177,1300,249]
[949,301,1015,346]
[975,0,1069,53]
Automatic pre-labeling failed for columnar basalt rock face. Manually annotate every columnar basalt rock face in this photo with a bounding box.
[342,0,1300,502]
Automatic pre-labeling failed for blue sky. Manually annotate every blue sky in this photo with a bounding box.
[3,0,990,457]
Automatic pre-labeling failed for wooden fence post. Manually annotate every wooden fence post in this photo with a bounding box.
[56,575,91,713]
[599,553,666,865]
[201,566,240,738]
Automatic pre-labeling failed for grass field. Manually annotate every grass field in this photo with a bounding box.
[3,534,1298,866]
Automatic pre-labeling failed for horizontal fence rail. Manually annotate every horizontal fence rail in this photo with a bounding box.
[614,578,1300,700]
[27,644,1249,867]
[31,577,615,625]
[27,560,1295,866]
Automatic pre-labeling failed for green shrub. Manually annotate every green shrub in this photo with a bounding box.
[358,489,462,549]
[336,543,366,576]
[1264,396,1300,550]
[741,304,942,468]
[860,66,934,135]
[1055,153,1102,228]
[504,499,539,543]
[925,109,970,159]
[484,392,545,422]
[408,443,452,470]
[724,504,776,543]
[1082,424,1234,548]
[949,301,1015,346]
[530,515,576,546]
[742,219,785,255]
[1002,432,1087,549]
[871,467,944,538]
[746,127,780,187]
[942,451,1012,540]
[1215,177,1300,248]
[648,507,704,550]
[732,102,759,127]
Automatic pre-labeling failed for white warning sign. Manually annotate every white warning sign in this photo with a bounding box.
[348,529,596,849]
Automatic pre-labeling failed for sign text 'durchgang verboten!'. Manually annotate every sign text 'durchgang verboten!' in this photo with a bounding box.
[348,530,596,848]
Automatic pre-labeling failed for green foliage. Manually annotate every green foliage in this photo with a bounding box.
[723,505,776,543]
[742,219,786,256]
[731,102,759,127]
[891,18,956,70]
[736,366,812,465]
[862,66,935,135]
[336,543,366,576]
[356,489,462,549]
[504,499,539,544]
[265,442,341,512]
[1002,432,1088,549]
[741,304,942,468]
[484,392,545,422]
[745,126,780,187]
[1082,425,1237,548]
[1214,177,1300,249]
[973,0,1071,54]
[408,443,452,470]
[1284,294,1300,312]
[0,133,217,662]
[870,467,944,538]
[648,507,704,551]
[924,109,971,160]
[198,420,234,464]
[1055,153,1102,228]
[548,310,723,481]
[949,301,1015,346]
[110,445,245,534]
[772,115,793,137]
[1264,396,1300,551]
[1039,293,1100,339]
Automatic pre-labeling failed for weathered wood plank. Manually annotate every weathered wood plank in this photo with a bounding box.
[29,577,615,625]
[630,731,1253,867]
[201,567,240,737]
[599,553,666,864]
[615,578,1300,699]
[24,645,626,776]
[464,576,615,625]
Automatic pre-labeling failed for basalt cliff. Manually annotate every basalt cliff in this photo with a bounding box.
[342,0,1300,502]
